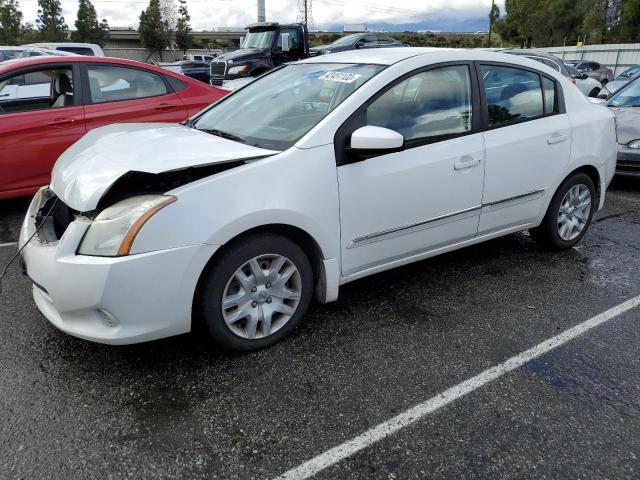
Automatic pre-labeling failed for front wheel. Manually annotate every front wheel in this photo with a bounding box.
[530,173,596,250]
[195,233,313,351]
[588,87,600,98]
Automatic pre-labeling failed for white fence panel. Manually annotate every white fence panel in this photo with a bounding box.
[540,44,640,76]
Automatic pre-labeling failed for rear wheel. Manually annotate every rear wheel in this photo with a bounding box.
[530,173,596,250]
[195,233,313,351]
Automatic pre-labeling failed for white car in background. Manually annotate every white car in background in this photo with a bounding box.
[0,45,75,62]
[20,49,617,351]
[566,63,603,97]
[23,42,105,57]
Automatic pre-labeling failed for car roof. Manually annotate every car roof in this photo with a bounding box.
[301,47,447,65]
[0,55,179,77]
[300,47,565,70]
[25,42,100,48]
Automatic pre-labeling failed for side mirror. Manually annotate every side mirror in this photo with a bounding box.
[281,33,290,52]
[350,126,404,151]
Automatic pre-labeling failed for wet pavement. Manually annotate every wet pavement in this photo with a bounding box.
[0,179,639,479]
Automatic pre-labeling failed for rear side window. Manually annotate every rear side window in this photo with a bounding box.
[166,75,188,92]
[366,65,472,142]
[481,65,544,126]
[542,77,556,114]
[87,65,168,103]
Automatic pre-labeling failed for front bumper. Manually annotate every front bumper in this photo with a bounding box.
[210,73,247,86]
[20,190,219,345]
[616,146,640,177]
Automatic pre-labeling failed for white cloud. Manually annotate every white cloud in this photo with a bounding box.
[17,0,505,30]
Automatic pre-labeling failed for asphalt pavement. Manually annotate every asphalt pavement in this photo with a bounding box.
[0,179,639,479]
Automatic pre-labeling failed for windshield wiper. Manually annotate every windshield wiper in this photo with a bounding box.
[197,128,248,144]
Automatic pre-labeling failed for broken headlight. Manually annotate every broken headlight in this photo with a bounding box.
[78,195,176,257]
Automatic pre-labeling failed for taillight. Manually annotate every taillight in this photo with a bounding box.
[571,77,576,85]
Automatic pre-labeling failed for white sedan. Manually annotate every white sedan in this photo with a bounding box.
[20,48,617,351]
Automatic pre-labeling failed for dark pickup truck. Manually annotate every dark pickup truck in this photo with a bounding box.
[210,22,310,86]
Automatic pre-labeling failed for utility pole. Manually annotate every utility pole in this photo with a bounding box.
[297,0,312,26]
[257,0,265,22]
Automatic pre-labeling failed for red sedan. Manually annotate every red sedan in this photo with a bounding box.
[0,55,228,200]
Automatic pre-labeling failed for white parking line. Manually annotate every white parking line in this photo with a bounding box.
[0,242,17,249]
[275,294,640,480]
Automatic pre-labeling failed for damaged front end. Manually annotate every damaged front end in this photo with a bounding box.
[34,158,255,250]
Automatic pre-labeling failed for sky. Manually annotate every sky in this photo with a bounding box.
[17,0,505,31]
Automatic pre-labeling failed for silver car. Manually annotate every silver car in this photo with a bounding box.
[604,76,640,177]
[565,60,613,85]
[598,65,640,98]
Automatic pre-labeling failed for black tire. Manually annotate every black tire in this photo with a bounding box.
[530,173,596,250]
[588,87,600,98]
[195,233,313,352]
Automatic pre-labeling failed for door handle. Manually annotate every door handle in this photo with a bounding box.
[547,133,568,145]
[47,118,74,127]
[454,156,482,170]
[154,103,176,111]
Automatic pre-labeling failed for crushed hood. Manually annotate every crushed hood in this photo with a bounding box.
[50,123,278,211]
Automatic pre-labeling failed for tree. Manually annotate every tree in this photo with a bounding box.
[581,0,621,43]
[175,0,192,53]
[72,0,109,46]
[36,0,68,41]
[0,0,23,44]
[615,0,640,42]
[139,0,168,60]
[160,0,177,47]
[487,0,500,47]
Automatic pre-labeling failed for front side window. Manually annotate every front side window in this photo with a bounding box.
[0,67,74,114]
[87,65,167,103]
[481,65,544,126]
[377,35,395,45]
[276,29,300,51]
[193,63,385,150]
[366,65,472,142]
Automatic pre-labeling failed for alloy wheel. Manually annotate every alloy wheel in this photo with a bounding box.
[557,184,592,241]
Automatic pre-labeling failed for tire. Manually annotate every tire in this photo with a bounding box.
[588,87,600,98]
[195,233,313,352]
[530,173,596,250]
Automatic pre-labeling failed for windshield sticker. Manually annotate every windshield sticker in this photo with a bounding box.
[319,71,362,83]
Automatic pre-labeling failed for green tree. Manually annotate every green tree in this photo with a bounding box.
[72,0,109,46]
[487,0,500,47]
[36,0,68,41]
[139,0,168,60]
[175,0,192,53]
[0,0,23,44]
[581,0,621,43]
[616,0,640,42]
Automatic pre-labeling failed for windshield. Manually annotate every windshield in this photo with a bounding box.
[331,34,361,47]
[619,65,640,78]
[607,79,640,107]
[193,63,385,150]
[242,30,276,49]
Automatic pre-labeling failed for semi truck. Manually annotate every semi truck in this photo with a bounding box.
[209,22,311,86]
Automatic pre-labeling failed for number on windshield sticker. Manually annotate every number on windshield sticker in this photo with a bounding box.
[319,71,362,83]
